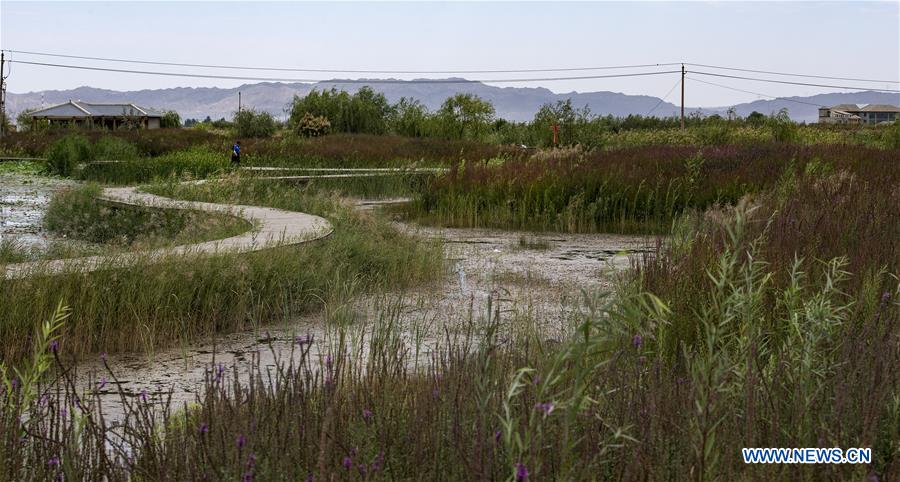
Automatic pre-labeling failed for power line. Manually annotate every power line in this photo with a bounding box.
[685,62,898,85]
[8,60,681,83]
[646,78,682,115]
[686,76,827,108]
[3,49,681,74]
[689,70,900,93]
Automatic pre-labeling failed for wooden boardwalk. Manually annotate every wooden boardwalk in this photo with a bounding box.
[2,184,334,280]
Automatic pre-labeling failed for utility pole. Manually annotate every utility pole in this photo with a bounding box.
[680,63,685,130]
[0,51,6,139]
[238,91,242,113]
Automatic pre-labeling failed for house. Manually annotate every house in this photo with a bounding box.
[818,103,900,125]
[27,100,164,130]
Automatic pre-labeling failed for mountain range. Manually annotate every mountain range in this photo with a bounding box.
[7,81,899,124]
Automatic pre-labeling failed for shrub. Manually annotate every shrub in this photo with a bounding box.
[160,110,182,128]
[295,112,331,137]
[43,134,91,176]
[92,136,140,161]
[233,109,277,138]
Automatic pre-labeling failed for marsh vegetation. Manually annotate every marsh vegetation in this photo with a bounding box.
[1,109,898,480]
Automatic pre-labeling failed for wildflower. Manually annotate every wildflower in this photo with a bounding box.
[295,334,313,346]
[49,340,59,354]
[100,352,108,362]
[631,334,643,349]
[305,474,314,482]
[325,354,333,368]
[363,408,373,422]
[494,430,502,444]
[342,456,352,470]
[199,422,209,435]
[214,363,226,383]
[242,473,253,482]
[237,434,246,449]
[48,456,60,466]
[532,374,541,386]
[515,462,529,481]
[371,451,384,472]
[535,402,554,417]
[246,453,256,468]
[96,377,108,391]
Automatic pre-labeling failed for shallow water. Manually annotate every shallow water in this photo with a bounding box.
[72,220,656,419]
[0,174,73,249]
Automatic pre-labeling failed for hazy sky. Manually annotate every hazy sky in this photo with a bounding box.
[1,1,898,107]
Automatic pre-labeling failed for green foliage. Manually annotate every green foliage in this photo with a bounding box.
[233,109,277,138]
[295,112,331,137]
[388,97,430,137]
[767,108,799,143]
[436,93,496,140]
[160,110,182,128]
[77,145,229,184]
[42,184,249,248]
[91,136,140,161]
[290,87,391,135]
[44,134,91,176]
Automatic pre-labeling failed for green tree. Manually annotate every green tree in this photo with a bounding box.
[233,109,277,138]
[436,93,495,140]
[388,97,429,137]
[160,110,182,128]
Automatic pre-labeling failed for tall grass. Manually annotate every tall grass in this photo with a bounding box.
[77,146,231,184]
[0,180,443,364]
[406,143,899,234]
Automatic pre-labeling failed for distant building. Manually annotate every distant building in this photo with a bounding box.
[27,100,164,130]
[818,103,900,125]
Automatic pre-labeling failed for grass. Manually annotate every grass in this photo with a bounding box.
[405,143,900,234]
[0,177,444,364]
[1,130,898,480]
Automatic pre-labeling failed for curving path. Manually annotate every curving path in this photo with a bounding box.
[2,183,334,280]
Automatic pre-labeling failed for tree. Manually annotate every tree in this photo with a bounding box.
[233,109,276,138]
[746,111,766,127]
[388,97,429,137]
[289,87,391,135]
[160,110,182,128]
[436,93,495,140]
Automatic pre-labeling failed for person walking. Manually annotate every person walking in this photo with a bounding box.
[231,141,241,167]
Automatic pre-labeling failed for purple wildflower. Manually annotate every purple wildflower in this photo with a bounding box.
[48,456,60,466]
[325,354,333,368]
[214,363,226,383]
[247,453,256,468]
[295,334,313,346]
[100,352,108,363]
[532,374,541,386]
[342,456,352,470]
[494,430,502,444]
[371,451,384,472]
[305,474,314,482]
[96,377,108,391]
[140,389,148,403]
[632,334,643,349]
[237,434,246,449]
[242,473,253,482]
[49,340,59,354]
[363,408,373,422]
[535,402,554,417]
[199,422,209,435]
[515,462,529,481]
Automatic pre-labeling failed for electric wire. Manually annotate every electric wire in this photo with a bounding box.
[690,70,900,93]
[7,60,682,83]
[646,78,682,115]
[686,76,827,108]
[3,49,682,74]
[685,62,898,84]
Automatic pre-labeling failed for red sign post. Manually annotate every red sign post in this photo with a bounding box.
[550,124,559,147]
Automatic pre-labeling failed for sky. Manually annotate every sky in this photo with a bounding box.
[1,1,898,107]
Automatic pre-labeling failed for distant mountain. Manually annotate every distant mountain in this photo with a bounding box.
[7,80,898,124]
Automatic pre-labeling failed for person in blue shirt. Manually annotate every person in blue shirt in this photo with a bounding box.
[231,141,241,166]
